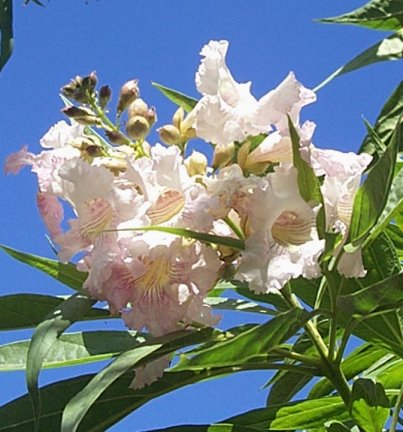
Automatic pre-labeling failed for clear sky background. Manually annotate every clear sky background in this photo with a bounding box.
[0,1,402,431]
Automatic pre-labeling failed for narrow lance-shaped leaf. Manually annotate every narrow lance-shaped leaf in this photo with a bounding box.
[314,30,403,91]
[0,244,87,291]
[26,293,96,432]
[61,328,215,432]
[0,294,110,332]
[0,0,13,72]
[152,82,198,112]
[0,331,150,371]
[318,0,403,32]
[347,118,400,246]
[174,308,307,370]
[288,115,325,236]
[350,378,390,432]
[359,82,403,158]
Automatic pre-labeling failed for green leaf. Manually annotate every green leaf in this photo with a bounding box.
[338,272,403,315]
[0,294,110,331]
[0,245,87,291]
[325,421,351,432]
[0,331,150,371]
[0,367,267,432]
[350,378,390,432]
[141,426,257,432]
[347,118,400,246]
[0,0,13,72]
[386,223,403,260]
[152,82,198,113]
[26,293,96,431]
[226,396,350,430]
[288,115,325,236]
[266,370,312,405]
[359,82,403,159]
[109,225,245,250]
[365,357,403,389]
[318,0,403,31]
[174,308,307,370]
[309,343,390,398]
[204,297,278,316]
[61,328,214,432]
[314,30,403,91]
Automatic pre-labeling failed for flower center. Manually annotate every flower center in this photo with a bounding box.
[147,189,185,225]
[271,210,314,246]
[80,198,114,240]
[135,257,172,304]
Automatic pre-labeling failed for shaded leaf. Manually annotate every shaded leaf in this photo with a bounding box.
[350,378,389,432]
[152,82,198,113]
[26,293,96,431]
[314,30,403,91]
[0,245,87,291]
[318,0,403,31]
[0,331,149,371]
[386,223,403,260]
[0,294,110,331]
[359,82,403,159]
[266,370,312,405]
[204,297,278,316]
[61,328,216,432]
[325,421,351,432]
[338,272,403,315]
[0,0,13,72]
[347,118,400,246]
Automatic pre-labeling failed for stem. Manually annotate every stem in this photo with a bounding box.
[390,381,403,432]
[335,318,358,364]
[271,348,320,367]
[223,216,244,240]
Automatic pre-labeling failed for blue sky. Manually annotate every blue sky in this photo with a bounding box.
[0,1,401,431]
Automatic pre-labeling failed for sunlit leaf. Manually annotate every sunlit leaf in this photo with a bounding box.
[204,297,278,316]
[0,294,110,331]
[314,30,403,91]
[350,378,390,432]
[152,82,198,112]
[174,308,307,371]
[0,331,149,371]
[318,0,403,31]
[0,245,87,291]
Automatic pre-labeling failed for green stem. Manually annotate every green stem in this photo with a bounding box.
[335,318,358,365]
[390,381,403,432]
[272,348,320,367]
[223,216,244,240]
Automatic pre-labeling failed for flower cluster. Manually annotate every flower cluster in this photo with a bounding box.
[5,40,371,387]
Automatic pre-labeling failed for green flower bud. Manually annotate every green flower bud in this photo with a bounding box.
[126,115,150,140]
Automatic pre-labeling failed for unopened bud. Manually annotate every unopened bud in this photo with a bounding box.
[61,106,100,126]
[126,115,150,140]
[99,85,112,109]
[117,79,140,114]
[145,107,157,127]
[158,125,181,146]
[184,151,208,176]
[128,98,148,118]
[172,107,185,129]
[70,136,104,160]
[61,75,86,103]
[105,130,127,145]
[212,143,235,169]
[82,71,98,94]
[96,157,128,175]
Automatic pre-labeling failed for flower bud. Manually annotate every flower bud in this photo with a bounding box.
[61,106,100,126]
[172,107,185,129]
[212,143,235,169]
[126,115,150,140]
[184,151,208,176]
[146,107,157,127]
[117,79,140,114]
[70,136,105,160]
[106,130,127,145]
[61,75,87,103]
[99,85,112,109]
[96,157,127,175]
[82,71,98,94]
[127,98,148,118]
[158,125,181,146]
